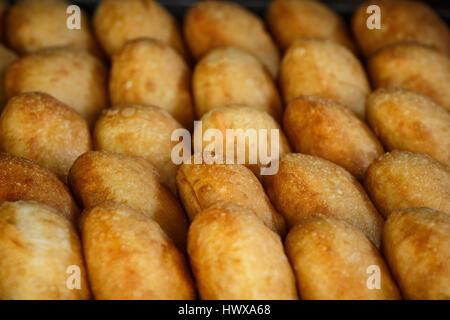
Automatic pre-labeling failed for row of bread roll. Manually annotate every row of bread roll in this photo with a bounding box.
[0,200,195,300]
[1,0,186,60]
[0,149,448,299]
[0,152,195,299]
[186,202,448,299]
[1,197,446,299]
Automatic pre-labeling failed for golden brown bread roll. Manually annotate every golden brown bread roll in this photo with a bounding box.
[0,153,79,223]
[187,201,298,300]
[197,105,291,177]
[267,0,355,52]
[80,202,195,300]
[68,151,188,250]
[366,88,450,166]
[176,160,286,235]
[364,150,450,218]
[109,38,194,129]
[280,38,370,119]
[94,104,185,194]
[5,47,108,126]
[193,47,282,120]
[352,0,450,58]
[184,0,280,77]
[368,43,450,111]
[0,45,18,108]
[383,207,450,299]
[0,92,92,183]
[0,201,90,299]
[283,95,384,179]
[6,0,101,57]
[285,215,400,300]
[93,0,187,58]
[263,153,384,247]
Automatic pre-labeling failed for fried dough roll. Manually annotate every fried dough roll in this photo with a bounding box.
[184,0,280,77]
[283,95,383,179]
[0,153,79,223]
[263,153,383,247]
[366,88,450,166]
[197,105,291,177]
[69,151,188,249]
[365,150,450,218]
[5,47,108,126]
[188,202,298,300]
[0,201,90,299]
[176,160,286,235]
[0,92,92,182]
[267,0,355,52]
[81,202,195,300]
[352,0,450,58]
[6,0,101,57]
[94,104,185,194]
[93,0,187,58]
[280,38,370,118]
[383,207,450,299]
[368,43,450,111]
[193,47,282,120]
[109,38,194,129]
[285,215,400,300]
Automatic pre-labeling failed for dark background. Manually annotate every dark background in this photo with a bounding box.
[29,0,450,22]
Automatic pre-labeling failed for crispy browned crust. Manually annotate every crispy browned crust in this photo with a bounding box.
[68,150,189,250]
[94,103,184,194]
[80,202,195,300]
[109,38,194,129]
[192,47,282,120]
[176,160,286,235]
[267,0,355,52]
[285,215,400,300]
[198,104,292,177]
[6,0,101,57]
[383,207,450,299]
[367,42,450,111]
[5,47,108,126]
[280,38,370,119]
[0,201,90,299]
[366,88,450,166]
[187,201,298,299]
[364,150,450,218]
[93,0,187,59]
[0,153,79,223]
[283,95,384,179]
[352,0,450,58]
[183,0,280,77]
[0,92,92,182]
[263,153,384,247]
